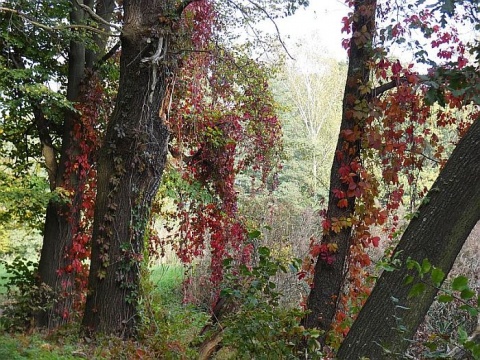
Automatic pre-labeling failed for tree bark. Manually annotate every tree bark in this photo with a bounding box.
[82,0,173,336]
[337,117,480,359]
[37,0,114,328]
[36,0,86,328]
[302,0,377,342]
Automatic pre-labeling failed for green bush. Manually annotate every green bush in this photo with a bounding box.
[0,257,55,331]
[218,247,322,359]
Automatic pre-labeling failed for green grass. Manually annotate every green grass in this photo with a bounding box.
[138,264,209,357]
[0,263,209,359]
[150,264,183,290]
[0,332,82,359]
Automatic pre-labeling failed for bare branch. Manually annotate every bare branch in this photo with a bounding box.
[0,6,117,37]
[74,0,122,33]
[370,77,407,98]
[244,0,295,60]
[93,41,121,71]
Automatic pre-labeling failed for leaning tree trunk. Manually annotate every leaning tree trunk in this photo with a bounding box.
[337,117,480,359]
[302,0,377,342]
[82,0,178,337]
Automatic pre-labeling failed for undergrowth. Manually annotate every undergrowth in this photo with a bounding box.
[0,263,209,359]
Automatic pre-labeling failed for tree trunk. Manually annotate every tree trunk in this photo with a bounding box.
[337,117,480,359]
[82,0,173,337]
[36,0,86,328]
[37,0,114,328]
[302,0,377,341]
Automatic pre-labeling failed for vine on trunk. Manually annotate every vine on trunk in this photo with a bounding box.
[303,0,480,350]
[57,73,110,320]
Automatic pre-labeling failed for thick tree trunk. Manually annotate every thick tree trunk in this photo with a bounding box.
[302,0,377,341]
[36,0,86,328]
[37,0,114,328]
[337,118,480,359]
[82,0,173,336]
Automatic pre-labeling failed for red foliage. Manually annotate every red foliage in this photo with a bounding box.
[152,1,282,299]
[58,73,111,318]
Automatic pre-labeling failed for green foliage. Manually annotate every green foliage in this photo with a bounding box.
[0,0,73,166]
[135,264,208,359]
[271,58,346,207]
[218,247,321,359]
[403,258,479,358]
[0,332,81,360]
[0,257,55,331]
[0,167,49,234]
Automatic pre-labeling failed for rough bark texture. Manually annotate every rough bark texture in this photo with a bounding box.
[36,0,86,328]
[37,0,114,328]
[82,0,173,336]
[337,118,480,359]
[302,0,377,341]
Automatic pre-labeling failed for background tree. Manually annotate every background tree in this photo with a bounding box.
[302,0,479,351]
[337,114,480,358]
[276,54,346,203]
[36,0,116,328]
[0,0,115,327]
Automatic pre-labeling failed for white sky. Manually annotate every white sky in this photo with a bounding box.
[268,0,478,70]
[272,0,350,60]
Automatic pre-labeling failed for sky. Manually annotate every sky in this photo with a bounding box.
[270,0,478,71]
[270,0,350,60]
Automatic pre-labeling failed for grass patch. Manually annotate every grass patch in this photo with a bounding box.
[0,332,82,359]
[150,264,184,297]
[138,263,209,358]
[0,263,210,359]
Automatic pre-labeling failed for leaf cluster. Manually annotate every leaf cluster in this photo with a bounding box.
[0,257,56,331]
[217,246,322,358]
[404,257,480,358]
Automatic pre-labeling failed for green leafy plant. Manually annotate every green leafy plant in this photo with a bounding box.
[0,257,56,331]
[217,246,322,359]
[404,258,480,359]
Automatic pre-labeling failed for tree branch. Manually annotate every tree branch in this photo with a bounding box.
[370,77,407,98]
[74,0,122,33]
[230,0,295,60]
[93,41,121,71]
[0,6,117,36]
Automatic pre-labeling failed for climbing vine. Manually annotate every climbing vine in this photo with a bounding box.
[152,1,282,298]
[303,0,480,349]
[58,72,111,318]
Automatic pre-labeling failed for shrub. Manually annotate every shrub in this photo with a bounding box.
[215,247,322,359]
[0,257,55,331]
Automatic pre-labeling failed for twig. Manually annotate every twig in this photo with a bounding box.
[93,41,121,71]
[244,0,295,60]
[74,0,122,33]
[0,6,116,36]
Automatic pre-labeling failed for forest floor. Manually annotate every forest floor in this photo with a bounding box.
[0,264,210,359]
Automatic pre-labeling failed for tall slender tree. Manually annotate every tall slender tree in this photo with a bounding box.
[302,0,377,340]
[0,0,116,328]
[36,0,115,328]
[303,0,479,352]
